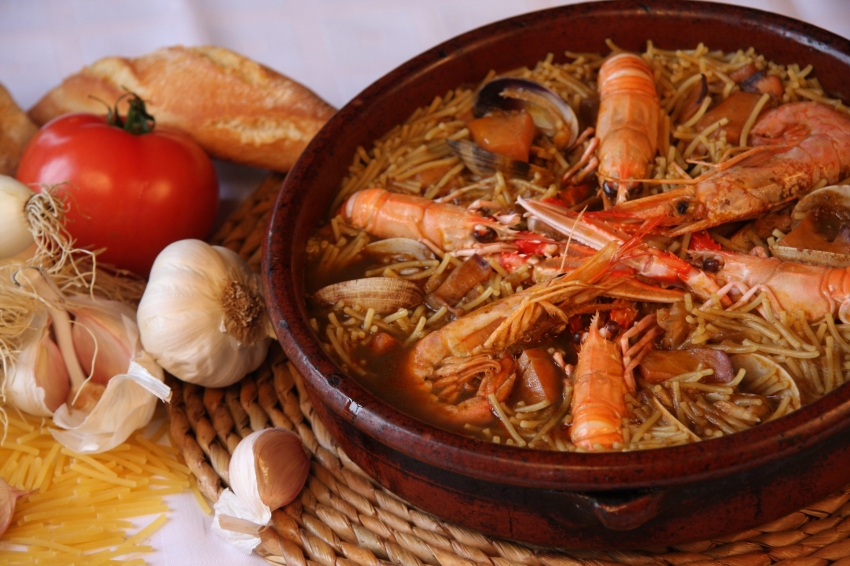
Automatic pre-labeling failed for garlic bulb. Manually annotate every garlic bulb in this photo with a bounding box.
[212,428,309,553]
[137,239,274,388]
[8,267,170,454]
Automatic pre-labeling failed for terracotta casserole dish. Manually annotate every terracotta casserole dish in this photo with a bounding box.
[263,0,850,549]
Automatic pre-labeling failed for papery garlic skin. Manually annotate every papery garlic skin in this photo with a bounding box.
[211,488,268,554]
[137,239,273,388]
[51,359,167,454]
[8,268,171,455]
[212,428,309,552]
[4,310,70,416]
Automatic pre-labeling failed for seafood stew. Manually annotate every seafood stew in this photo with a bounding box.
[303,41,850,453]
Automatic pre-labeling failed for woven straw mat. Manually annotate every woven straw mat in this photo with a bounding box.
[167,172,850,566]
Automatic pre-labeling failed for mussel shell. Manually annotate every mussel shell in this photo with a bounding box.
[446,139,532,179]
[446,140,532,181]
[312,277,424,314]
[473,77,579,148]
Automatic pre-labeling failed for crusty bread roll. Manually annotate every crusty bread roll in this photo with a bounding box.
[28,45,335,172]
[0,83,38,176]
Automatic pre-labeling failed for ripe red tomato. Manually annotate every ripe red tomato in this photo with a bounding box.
[17,101,218,277]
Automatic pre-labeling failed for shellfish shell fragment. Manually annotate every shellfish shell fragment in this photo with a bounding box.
[364,238,435,261]
[769,246,850,268]
[474,77,579,148]
[446,139,533,180]
[771,184,850,267]
[730,353,801,416]
[312,277,424,314]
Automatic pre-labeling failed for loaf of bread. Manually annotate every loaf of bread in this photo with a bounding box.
[28,46,336,172]
[0,83,38,176]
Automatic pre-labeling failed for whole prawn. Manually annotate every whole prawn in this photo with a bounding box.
[406,241,626,427]
[611,102,850,235]
[342,187,511,252]
[595,53,660,205]
[698,249,850,323]
[570,313,629,450]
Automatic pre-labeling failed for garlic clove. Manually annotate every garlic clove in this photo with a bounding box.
[230,428,309,514]
[138,239,273,388]
[69,296,137,386]
[12,267,170,454]
[253,428,310,510]
[0,477,27,537]
[5,310,70,416]
[213,428,309,552]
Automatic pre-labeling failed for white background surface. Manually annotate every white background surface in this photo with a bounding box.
[0,1,847,564]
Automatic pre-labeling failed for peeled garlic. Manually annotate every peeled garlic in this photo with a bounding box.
[8,267,170,454]
[137,239,274,388]
[212,428,309,553]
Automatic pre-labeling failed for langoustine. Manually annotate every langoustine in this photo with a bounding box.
[341,187,514,253]
[696,249,850,323]
[570,313,629,450]
[595,53,660,205]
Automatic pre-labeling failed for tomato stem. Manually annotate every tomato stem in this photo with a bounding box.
[104,91,156,135]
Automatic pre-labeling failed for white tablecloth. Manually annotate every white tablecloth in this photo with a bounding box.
[1,1,847,564]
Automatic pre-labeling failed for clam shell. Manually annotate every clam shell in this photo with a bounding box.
[771,184,850,266]
[312,277,424,314]
[365,238,435,261]
[730,353,801,415]
[792,184,850,217]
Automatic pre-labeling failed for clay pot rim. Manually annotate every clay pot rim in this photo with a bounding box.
[264,0,850,492]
